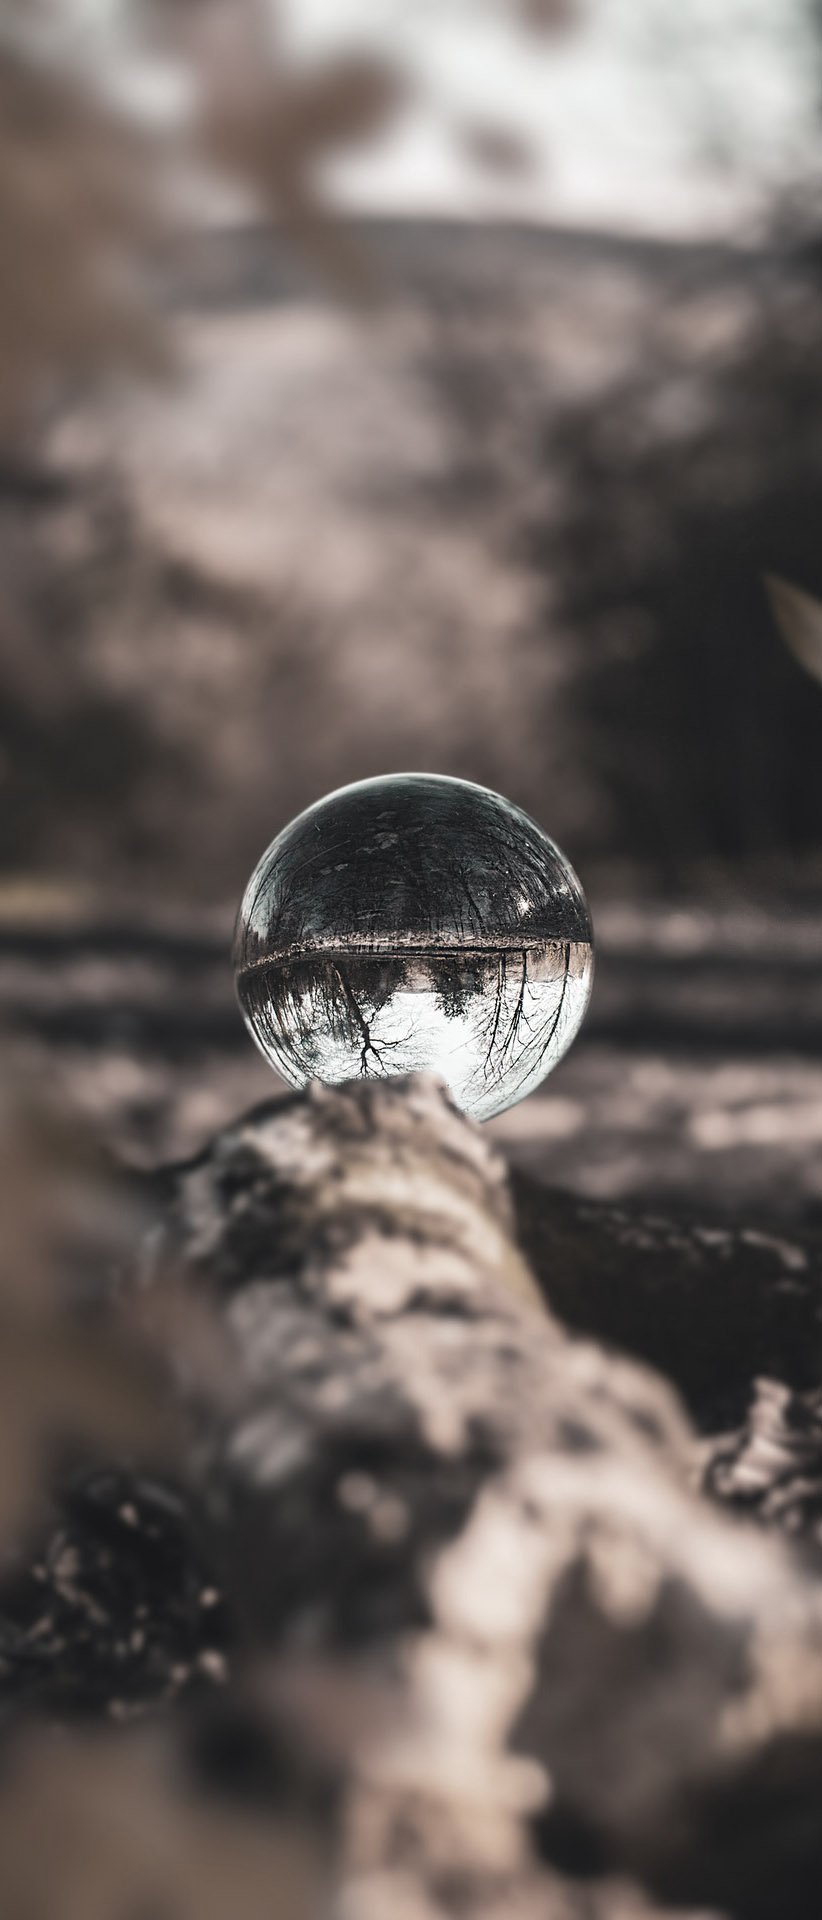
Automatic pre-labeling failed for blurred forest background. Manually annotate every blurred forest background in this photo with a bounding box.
[6,0,822,1218]
[7,12,822,1918]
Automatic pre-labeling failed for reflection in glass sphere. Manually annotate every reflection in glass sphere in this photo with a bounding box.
[233,774,594,1121]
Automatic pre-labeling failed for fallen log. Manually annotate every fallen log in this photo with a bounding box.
[136,1071,822,1920]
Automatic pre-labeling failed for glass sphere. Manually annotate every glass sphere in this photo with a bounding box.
[233,773,593,1121]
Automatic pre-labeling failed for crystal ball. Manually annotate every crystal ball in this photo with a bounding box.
[233,773,593,1121]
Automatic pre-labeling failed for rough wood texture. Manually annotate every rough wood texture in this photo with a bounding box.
[705,1377,822,1541]
[512,1178,822,1433]
[143,1073,822,1920]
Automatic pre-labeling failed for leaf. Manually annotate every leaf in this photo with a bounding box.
[765,574,822,688]
[456,119,535,177]
[517,0,581,34]
[198,49,405,299]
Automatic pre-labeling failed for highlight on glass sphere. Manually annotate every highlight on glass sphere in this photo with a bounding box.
[233,773,594,1122]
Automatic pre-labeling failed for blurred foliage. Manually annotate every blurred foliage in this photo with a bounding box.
[0,1722,323,1920]
[518,0,581,30]
[766,573,822,688]
[0,0,401,432]
[0,0,563,438]
[0,27,164,441]
[146,0,407,296]
[456,118,535,177]
[0,1079,178,1535]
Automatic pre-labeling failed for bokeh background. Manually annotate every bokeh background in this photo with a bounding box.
[6,0,822,1219]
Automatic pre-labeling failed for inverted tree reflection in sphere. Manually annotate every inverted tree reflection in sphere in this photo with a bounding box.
[233,774,593,1121]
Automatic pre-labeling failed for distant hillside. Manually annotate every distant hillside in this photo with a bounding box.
[3,216,822,903]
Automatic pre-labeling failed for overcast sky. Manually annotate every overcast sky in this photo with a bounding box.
[69,0,822,238]
[278,0,822,237]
